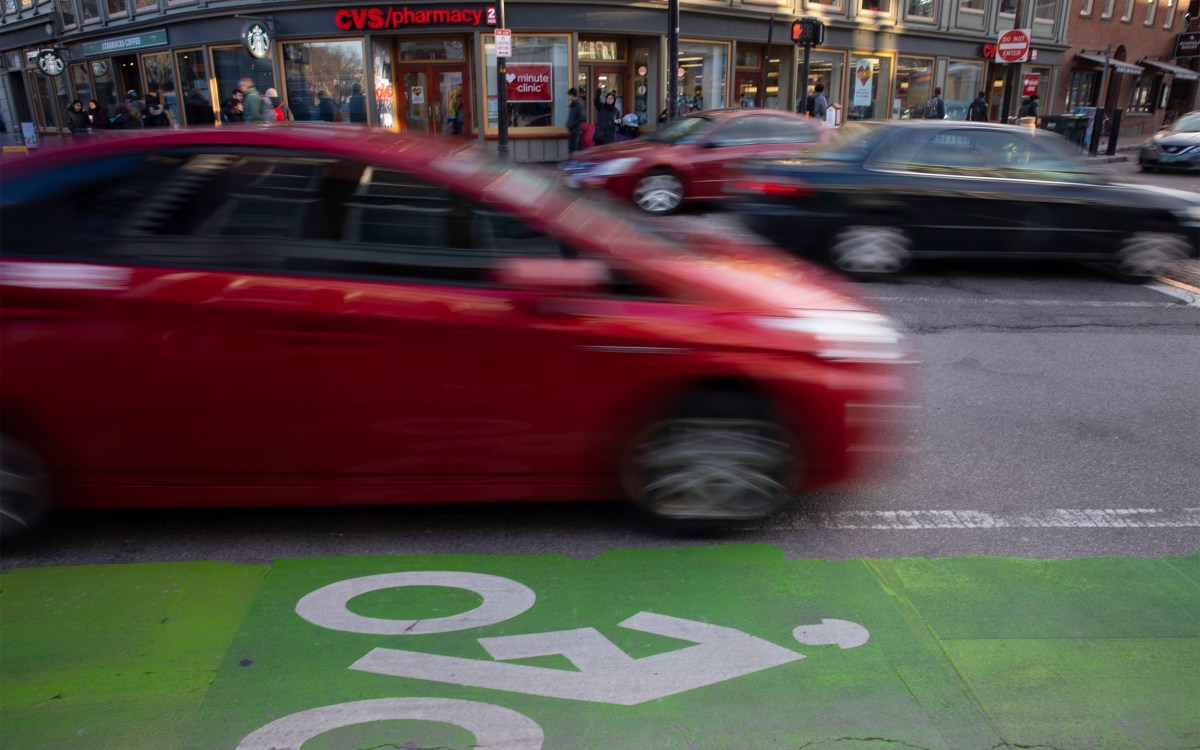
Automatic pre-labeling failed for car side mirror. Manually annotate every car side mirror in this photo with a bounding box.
[493,257,610,295]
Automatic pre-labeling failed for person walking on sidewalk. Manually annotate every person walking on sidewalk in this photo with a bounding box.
[566,87,585,154]
[967,91,989,122]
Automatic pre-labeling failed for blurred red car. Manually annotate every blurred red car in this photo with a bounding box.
[0,127,915,536]
[563,109,827,214]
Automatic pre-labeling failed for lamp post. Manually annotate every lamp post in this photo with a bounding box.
[496,0,509,159]
[667,0,679,120]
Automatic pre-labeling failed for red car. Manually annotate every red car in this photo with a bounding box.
[0,127,916,536]
[563,109,827,214]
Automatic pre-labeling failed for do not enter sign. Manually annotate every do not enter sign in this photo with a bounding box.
[996,28,1031,64]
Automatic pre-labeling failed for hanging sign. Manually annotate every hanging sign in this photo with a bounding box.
[36,49,65,77]
[242,22,272,59]
[853,59,875,107]
[505,62,552,102]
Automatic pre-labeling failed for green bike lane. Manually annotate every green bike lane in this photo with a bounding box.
[2,545,1197,749]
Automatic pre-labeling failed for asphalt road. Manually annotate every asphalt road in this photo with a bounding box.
[3,158,1197,570]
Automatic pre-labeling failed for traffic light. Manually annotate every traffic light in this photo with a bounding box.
[791,17,825,46]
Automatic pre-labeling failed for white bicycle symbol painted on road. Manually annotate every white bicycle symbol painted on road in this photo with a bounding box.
[238,571,869,749]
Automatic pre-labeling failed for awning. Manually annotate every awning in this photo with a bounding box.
[1074,53,1144,76]
[1138,58,1199,81]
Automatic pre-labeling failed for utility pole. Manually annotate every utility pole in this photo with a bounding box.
[757,14,775,108]
[496,0,509,159]
[999,0,1027,124]
[667,0,679,119]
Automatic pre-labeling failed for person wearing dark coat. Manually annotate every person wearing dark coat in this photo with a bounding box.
[593,88,620,146]
[185,88,215,126]
[566,87,585,154]
[65,99,91,135]
[110,102,144,130]
[317,91,337,122]
[87,99,109,130]
[966,91,989,122]
[142,94,171,127]
[347,83,367,123]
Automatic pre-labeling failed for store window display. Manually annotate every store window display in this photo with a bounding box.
[485,34,569,129]
[677,41,728,113]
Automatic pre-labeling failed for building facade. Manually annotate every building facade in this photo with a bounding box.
[0,0,1102,160]
[1058,0,1198,138]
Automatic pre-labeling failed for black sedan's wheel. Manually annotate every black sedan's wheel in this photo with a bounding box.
[0,434,50,538]
[829,225,912,277]
[1113,232,1190,279]
[623,393,794,523]
[633,170,684,214]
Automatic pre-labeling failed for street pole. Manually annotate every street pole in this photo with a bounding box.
[999,0,1027,124]
[667,0,679,119]
[800,43,811,114]
[1089,42,1112,155]
[496,0,509,159]
[757,14,774,108]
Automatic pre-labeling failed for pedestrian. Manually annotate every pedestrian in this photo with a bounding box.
[593,88,620,146]
[317,90,337,122]
[142,94,171,127]
[806,83,829,121]
[65,99,91,136]
[110,102,144,130]
[967,91,989,122]
[922,87,945,120]
[185,88,215,126]
[239,78,267,122]
[220,95,244,124]
[566,87,585,154]
[87,99,108,130]
[1019,94,1039,123]
[346,83,367,124]
[261,87,291,123]
[125,89,141,109]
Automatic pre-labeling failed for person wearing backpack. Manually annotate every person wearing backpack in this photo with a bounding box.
[967,91,989,122]
[806,83,829,121]
[923,88,945,120]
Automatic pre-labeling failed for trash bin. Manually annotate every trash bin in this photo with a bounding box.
[1040,115,1089,146]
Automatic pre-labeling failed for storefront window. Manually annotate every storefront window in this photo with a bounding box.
[1127,76,1158,113]
[895,56,933,119]
[70,63,91,104]
[579,39,625,62]
[633,46,657,125]
[800,50,845,118]
[91,58,116,116]
[30,68,68,130]
[281,41,365,123]
[944,60,983,119]
[398,39,464,61]
[484,33,569,129]
[677,41,728,112]
[1067,69,1099,109]
[212,46,274,113]
[176,49,212,125]
[373,39,395,129]
[80,0,100,22]
[141,51,180,125]
[847,55,892,121]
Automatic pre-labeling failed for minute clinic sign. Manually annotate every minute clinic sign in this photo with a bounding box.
[995,28,1031,64]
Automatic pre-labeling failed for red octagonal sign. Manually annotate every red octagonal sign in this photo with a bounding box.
[996,28,1031,64]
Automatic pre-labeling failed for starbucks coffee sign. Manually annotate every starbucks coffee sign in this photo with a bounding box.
[37,49,65,77]
[242,21,272,59]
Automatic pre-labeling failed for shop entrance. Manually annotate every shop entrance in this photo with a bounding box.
[735,72,761,108]
[400,66,468,137]
[113,54,141,99]
[577,64,628,122]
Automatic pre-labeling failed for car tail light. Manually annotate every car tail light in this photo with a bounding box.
[730,178,812,198]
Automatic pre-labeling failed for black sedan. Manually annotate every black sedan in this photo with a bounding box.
[1138,111,1200,173]
[731,120,1200,278]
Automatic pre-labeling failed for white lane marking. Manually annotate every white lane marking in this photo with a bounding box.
[761,508,1200,530]
[865,296,1185,308]
[1146,281,1200,308]
[237,698,544,750]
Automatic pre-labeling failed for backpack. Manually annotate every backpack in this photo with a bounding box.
[805,94,815,116]
[922,96,939,119]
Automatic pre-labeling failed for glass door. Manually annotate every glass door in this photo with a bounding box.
[578,64,628,122]
[401,66,468,136]
[735,72,761,108]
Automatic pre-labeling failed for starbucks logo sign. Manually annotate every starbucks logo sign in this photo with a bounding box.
[37,49,65,76]
[242,22,271,59]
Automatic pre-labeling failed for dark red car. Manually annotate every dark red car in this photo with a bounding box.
[563,109,827,214]
[0,127,915,536]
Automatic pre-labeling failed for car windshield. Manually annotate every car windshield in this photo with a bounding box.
[646,115,716,144]
[1166,113,1200,133]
